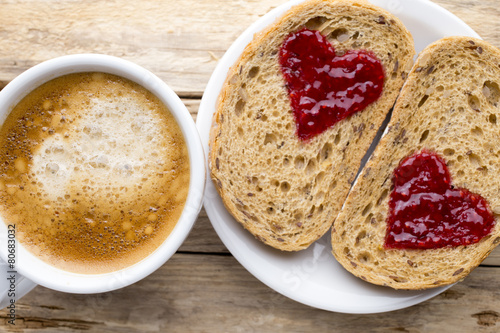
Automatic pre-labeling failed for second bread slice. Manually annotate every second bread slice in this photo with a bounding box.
[332,36,500,289]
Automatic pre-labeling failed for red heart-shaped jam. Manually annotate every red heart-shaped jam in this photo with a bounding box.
[279,28,384,141]
[385,150,495,249]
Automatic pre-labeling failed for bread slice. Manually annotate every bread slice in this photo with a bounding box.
[209,0,415,251]
[331,36,500,289]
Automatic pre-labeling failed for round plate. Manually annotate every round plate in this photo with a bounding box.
[196,0,480,314]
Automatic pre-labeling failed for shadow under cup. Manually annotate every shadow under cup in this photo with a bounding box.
[0,54,206,294]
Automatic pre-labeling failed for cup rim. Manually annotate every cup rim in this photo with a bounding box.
[0,54,206,293]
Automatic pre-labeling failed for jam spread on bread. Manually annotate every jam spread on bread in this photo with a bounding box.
[385,150,494,249]
[279,28,384,141]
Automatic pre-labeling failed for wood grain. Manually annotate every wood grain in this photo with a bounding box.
[178,208,229,254]
[0,0,500,331]
[0,0,289,94]
[1,254,499,332]
[0,0,499,93]
[435,0,500,43]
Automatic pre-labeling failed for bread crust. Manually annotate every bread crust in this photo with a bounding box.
[332,36,500,289]
[210,0,414,251]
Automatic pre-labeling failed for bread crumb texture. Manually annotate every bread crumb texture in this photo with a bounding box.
[332,36,500,289]
[210,0,414,251]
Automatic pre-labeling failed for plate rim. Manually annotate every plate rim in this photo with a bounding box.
[196,0,480,314]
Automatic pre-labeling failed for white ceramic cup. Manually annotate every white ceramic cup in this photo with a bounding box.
[0,54,205,307]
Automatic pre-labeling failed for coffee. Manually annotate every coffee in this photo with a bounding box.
[0,72,190,274]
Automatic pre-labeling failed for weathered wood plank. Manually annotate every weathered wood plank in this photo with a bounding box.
[434,0,500,43]
[1,253,499,332]
[482,246,500,266]
[1,0,498,94]
[0,0,288,93]
[178,208,229,254]
[181,98,200,121]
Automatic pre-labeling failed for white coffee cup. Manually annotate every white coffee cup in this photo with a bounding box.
[0,54,205,308]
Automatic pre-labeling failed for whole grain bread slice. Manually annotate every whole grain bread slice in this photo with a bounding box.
[209,0,415,251]
[331,36,500,289]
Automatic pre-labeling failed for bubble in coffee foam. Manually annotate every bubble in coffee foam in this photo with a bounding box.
[0,72,190,274]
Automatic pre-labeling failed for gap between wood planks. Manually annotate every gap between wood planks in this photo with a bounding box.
[177,250,232,257]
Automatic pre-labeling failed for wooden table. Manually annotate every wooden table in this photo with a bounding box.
[1,0,500,331]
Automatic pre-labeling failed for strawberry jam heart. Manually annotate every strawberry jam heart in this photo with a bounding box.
[385,150,495,249]
[279,28,384,141]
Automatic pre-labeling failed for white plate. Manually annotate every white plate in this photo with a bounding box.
[196,0,480,314]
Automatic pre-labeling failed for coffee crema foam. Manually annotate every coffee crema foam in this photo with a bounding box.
[0,72,190,274]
